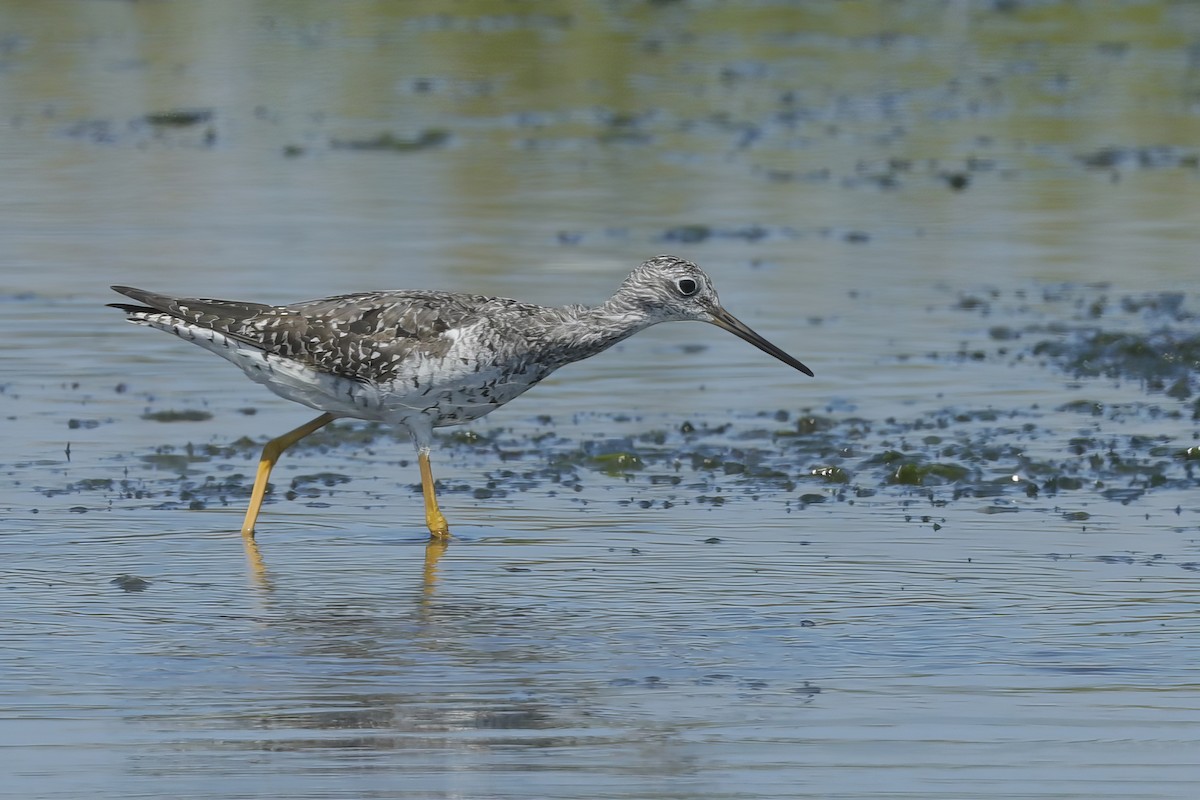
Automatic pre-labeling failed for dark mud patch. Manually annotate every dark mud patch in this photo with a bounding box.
[62,112,217,148]
[68,418,109,429]
[1075,145,1199,172]
[1032,330,1200,399]
[330,129,450,153]
[941,284,1200,402]
[56,394,1198,528]
[111,574,151,592]
[142,409,214,423]
[143,109,214,128]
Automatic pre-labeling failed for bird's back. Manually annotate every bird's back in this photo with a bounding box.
[111,286,544,381]
[109,285,576,426]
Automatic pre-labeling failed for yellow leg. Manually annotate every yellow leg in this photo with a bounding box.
[241,413,337,538]
[418,449,451,540]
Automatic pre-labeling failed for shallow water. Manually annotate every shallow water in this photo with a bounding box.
[2,2,1200,798]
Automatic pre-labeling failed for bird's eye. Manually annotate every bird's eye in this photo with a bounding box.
[676,278,699,297]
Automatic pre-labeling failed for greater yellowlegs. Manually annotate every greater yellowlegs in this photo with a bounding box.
[110,255,813,540]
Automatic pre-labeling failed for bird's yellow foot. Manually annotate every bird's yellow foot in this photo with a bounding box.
[425,510,451,541]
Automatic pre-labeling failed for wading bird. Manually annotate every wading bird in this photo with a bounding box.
[111,255,813,540]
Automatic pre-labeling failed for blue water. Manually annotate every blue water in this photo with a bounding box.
[2,3,1199,798]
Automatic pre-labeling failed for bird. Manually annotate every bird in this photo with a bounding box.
[110,255,813,541]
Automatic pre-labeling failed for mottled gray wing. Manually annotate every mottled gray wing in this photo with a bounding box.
[110,286,518,382]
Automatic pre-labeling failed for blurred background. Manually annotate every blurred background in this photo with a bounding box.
[4,0,1199,411]
[2,2,1199,799]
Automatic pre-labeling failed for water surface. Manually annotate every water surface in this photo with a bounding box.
[2,2,1199,798]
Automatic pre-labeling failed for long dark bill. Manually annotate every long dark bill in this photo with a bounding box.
[707,305,814,377]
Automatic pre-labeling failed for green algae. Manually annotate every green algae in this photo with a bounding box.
[889,462,972,486]
[585,452,644,475]
[144,109,214,127]
[808,466,850,483]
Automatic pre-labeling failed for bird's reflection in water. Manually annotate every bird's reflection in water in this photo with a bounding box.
[421,537,448,601]
[242,533,272,591]
[241,533,449,600]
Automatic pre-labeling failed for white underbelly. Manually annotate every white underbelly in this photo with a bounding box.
[134,313,548,426]
[138,311,549,424]
[248,350,537,426]
[376,359,546,427]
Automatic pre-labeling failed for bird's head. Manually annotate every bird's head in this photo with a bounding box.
[617,255,814,377]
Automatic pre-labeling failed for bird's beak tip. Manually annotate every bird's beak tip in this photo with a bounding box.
[706,305,814,378]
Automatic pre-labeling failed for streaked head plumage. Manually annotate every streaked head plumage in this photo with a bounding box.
[614,254,813,377]
[616,254,721,323]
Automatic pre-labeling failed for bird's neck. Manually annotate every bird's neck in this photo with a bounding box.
[542,294,656,365]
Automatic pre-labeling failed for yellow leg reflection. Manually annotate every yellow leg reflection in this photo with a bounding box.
[241,413,337,538]
[243,530,447,600]
[422,537,448,599]
[418,449,451,540]
[241,531,272,591]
